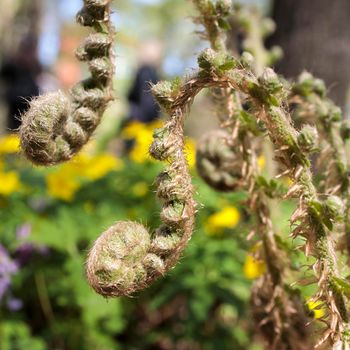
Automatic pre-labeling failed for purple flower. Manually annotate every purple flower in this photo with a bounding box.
[16,223,32,240]
[0,245,18,300]
[14,244,36,265]
[15,243,49,266]
[14,222,49,266]
[0,276,11,300]
[7,297,23,311]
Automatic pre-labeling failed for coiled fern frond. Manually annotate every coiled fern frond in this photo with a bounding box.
[20,0,114,165]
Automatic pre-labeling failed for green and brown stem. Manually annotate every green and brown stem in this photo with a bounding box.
[230,4,282,76]
[291,73,350,264]
[240,103,310,348]
[192,0,236,124]
[171,12,301,334]
[152,48,350,346]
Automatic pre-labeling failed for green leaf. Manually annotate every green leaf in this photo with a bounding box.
[217,18,231,30]
[332,277,350,299]
[267,94,280,107]
[238,110,260,134]
[218,59,236,72]
[256,175,269,188]
[322,216,333,230]
[309,200,323,215]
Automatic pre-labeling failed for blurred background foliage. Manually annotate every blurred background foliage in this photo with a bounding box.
[0,0,349,349]
[0,129,263,350]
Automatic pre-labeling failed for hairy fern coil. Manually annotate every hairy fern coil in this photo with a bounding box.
[20,0,114,165]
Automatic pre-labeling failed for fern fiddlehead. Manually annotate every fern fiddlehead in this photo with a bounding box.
[150,47,350,346]
[86,110,196,297]
[196,130,245,191]
[20,0,114,166]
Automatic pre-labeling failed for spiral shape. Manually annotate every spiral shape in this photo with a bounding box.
[196,130,245,191]
[86,115,196,297]
[20,0,114,166]
[86,221,159,297]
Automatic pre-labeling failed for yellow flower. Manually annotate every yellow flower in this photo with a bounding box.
[243,254,266,279]
[206,206,241,234]
[130,137,153,163]
[124,122,153,163]
[0,171,22,196]
[283,177,293,186]
[69,152,91,168]
[149,119,165,130]
[307,300,325,319]
[46,170,80,201]
[257,155,265,171]
[63,152,123,181]
[123,122,143,138]
[123,121,165,163]
[123,120,163,138]
[82,154,123,180]
[132,182,149,197]
[0,134,20,154]
[185,138,196,168]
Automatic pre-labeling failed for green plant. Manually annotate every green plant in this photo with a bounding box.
[17,0,350,349]
[0,130,252,349]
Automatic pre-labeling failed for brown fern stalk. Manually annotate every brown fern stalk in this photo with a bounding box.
[152,47,350,346]
[291,73,350,260]
[187,4,310,346]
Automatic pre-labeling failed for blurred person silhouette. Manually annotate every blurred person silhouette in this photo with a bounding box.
[126,40,163,125]
[0,35,41,132]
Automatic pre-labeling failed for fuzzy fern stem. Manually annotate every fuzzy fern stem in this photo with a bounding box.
[152,47,350,346]
[86,109,197,297]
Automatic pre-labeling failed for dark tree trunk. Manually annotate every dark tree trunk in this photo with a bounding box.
[267,0,350,109]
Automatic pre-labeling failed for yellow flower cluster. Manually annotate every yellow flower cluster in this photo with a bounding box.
[307,299,325,319]
[185,138,196,168]
[205,206,241,235]
[123,121,196,167]
[71,153,123,181]
[46,151,123,201]
[257,155,265,171]
[243,243,266,280]
[0,134,22,196]
[46,171,80,202]
[123,121,163,163]
[243,255,266,279]
[0,171,21,196]
[0,134,20,154]
[131,182,149,197]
